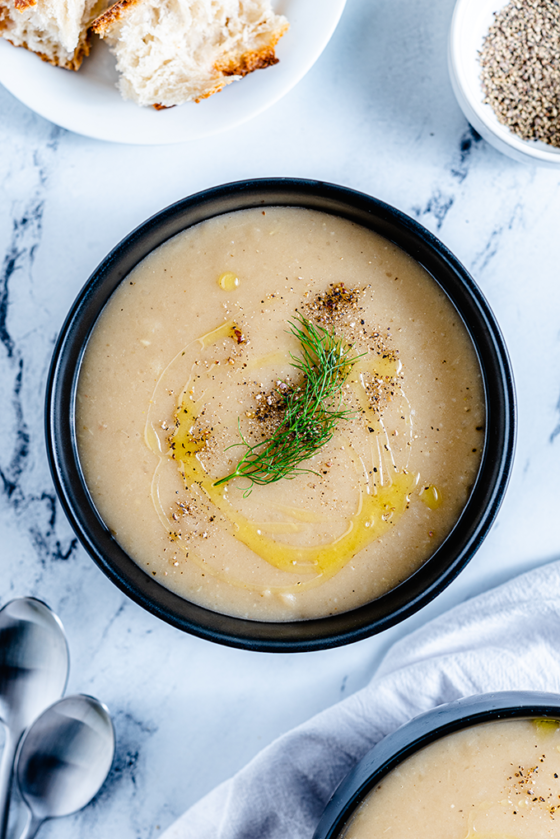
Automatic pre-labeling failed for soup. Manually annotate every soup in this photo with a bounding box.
[340,718,560,838]
[76,207,484,621]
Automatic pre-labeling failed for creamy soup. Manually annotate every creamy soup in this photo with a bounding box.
[340,718,560,839]
[76,207,484,621]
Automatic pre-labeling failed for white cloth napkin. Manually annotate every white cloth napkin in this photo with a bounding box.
[162,560,560,839]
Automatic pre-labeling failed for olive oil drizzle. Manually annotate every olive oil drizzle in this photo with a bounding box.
[164,399,415,579]
[145,316,423,583]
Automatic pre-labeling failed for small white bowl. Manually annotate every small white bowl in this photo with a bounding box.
[448,0,560,165]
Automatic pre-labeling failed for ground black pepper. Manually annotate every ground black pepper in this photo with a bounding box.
[479,0,560,147]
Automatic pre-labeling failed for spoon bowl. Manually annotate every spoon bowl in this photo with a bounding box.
[16,695,115,839]
[0,598,69,838]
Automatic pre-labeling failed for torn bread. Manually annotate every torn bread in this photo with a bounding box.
[0,0,106,69]
[91,0,289,108]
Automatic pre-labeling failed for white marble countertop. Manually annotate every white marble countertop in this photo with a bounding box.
[1,1,560,837]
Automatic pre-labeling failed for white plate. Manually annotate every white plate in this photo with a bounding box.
[0,0,346,144]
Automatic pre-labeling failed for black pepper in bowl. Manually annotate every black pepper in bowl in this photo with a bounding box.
[480,0,560,147]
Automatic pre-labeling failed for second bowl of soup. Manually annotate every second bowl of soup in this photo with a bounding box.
[314,692,560,839]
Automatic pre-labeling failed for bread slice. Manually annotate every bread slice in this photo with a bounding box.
[0,0,106,69]
[91,0,289,108]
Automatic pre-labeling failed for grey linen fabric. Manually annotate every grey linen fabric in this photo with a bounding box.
[162,559,560,839]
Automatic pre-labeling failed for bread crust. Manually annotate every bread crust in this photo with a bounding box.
[91,0,140,34]
[13,0,37,11]
[2,34,90,67]
[216,44,279,78]
[190,42,282,102]
[1,30,90,68]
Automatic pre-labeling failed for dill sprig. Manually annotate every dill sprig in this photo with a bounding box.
[213,313,363,494]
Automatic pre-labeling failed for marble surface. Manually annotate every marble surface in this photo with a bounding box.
[1,1,559,837]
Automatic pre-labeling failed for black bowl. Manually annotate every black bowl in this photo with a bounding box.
[313,691,560,838]
[45,178,515,652]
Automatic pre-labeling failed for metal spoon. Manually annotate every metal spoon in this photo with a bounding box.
[0,598,69,839]
[16,695,115,839]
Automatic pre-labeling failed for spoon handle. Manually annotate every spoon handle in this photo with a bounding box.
[0,728,18,839]
[17,811,43,839]
[0,728,20,839]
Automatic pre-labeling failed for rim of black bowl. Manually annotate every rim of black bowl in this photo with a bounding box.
[313,690,560,838]
[45,178,516,652]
